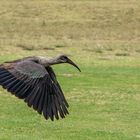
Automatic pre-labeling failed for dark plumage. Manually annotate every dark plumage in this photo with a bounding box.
[0,55,80,121]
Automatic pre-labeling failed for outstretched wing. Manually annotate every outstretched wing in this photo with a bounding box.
[0,60,69,121]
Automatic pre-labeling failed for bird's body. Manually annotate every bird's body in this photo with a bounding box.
[0,55,80,121]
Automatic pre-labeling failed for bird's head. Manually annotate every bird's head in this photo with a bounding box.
[57,55,81,72]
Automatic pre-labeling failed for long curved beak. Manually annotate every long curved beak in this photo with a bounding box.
[67,58,81,72]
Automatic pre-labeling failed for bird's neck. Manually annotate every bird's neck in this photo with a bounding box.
[37,56,61,66]
[47,57,60,65]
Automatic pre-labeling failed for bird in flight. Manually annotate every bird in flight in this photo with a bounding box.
[0,55,81,121]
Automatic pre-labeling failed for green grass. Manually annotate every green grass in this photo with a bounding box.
[0,0,140,140]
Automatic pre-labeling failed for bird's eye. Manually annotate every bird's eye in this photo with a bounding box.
[61,56,67,60]
[33,60,39,63]
[63,56,67,59]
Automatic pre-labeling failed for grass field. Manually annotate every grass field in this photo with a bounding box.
[0,0,140,140]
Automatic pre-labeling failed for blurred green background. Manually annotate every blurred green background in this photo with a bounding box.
[0,0,140,140]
